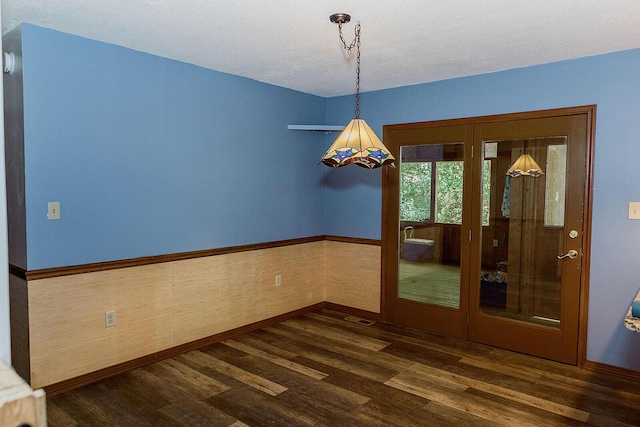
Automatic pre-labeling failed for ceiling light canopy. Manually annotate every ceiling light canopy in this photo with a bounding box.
[320,14,395,169]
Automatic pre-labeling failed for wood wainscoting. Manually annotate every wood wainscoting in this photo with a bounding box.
[324,237,381,315]
[10,237,383,392]
[14,234,638,398]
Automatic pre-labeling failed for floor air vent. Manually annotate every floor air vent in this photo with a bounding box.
[344,316,375,326]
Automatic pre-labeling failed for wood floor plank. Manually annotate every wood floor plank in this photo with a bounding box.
[463,388,587,427]
[201,356,374,427]
[231,333,303,359]
[386,374,569,427]
[52,375,182,427]
[379,334,468,369]
[49,396,120,427]
[180,349,288,396]
[142,358,230,400]
[297,356,439,427]
[409,362,591,422]
[202,343,371,408]
[385,375,515,426]
[450,357,640,424]
[206,386,319,426]
[46,400,79,427]
[423,400,511,427]
[222,338,329,380]
[179,353,324,426]
[387,369,470,393]
[264,326,398,383]
[355,399,465,427]
[308,310,496,360]
[159,399,240,427]
[484,344,640,394]
[264,322,416,372]
[460,355,640,413]
[281,317,391,351]
[584,412,640,427]
[46,309,640,426]
[128,366,217,407]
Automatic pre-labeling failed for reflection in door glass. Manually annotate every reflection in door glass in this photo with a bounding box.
[479,138,567,327]
[398,143,464,309]
[545,144,567,226]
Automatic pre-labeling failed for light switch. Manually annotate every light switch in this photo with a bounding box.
[629,202,640,220]
[47,202,60,220]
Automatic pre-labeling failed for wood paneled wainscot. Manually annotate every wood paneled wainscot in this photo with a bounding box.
[11,237,383,392]
[14,240,329,390]
[324,239,382,315]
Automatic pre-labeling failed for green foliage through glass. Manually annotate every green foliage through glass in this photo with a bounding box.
[435,161,463,224]
[400,162,431,221]
[400,157,491,226]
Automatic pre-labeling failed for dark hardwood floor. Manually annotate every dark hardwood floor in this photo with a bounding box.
[47,309,640,426]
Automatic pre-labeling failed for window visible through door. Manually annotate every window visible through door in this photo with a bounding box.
[401,159,491,226]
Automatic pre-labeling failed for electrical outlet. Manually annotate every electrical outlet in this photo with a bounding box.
[275,275,281,287]
[105,311,116,328]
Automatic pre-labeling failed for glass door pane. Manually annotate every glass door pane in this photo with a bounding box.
[398,142,464,309]
[479,137,567,327]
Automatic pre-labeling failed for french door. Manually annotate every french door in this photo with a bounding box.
[382,107,594,364]
[383,123,472,339]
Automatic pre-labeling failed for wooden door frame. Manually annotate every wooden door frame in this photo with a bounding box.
[381,105,596,367]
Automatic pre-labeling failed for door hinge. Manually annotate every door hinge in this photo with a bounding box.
[471,146,474,158]
[466,314,470,324]
[469,230,472,242]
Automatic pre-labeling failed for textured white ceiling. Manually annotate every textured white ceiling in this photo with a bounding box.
[2,1,640,97]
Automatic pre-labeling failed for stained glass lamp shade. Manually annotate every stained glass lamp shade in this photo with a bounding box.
[506,153,545,177]
[321,118,395,168]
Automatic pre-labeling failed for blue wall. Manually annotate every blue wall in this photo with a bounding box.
[21,24,329,269]
[326,50,640,371]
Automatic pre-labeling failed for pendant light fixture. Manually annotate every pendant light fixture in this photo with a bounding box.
[506,141,545,178]
[506,153,545,177]
[320,14,396,169]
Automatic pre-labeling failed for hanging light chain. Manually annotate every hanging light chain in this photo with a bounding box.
[355,23,361,119]
[337,22,358,54]
[337,21,362,119]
